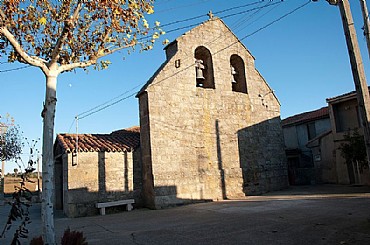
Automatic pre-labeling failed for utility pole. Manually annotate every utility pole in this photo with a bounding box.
[317,0,370,167]
[360,0,370,58]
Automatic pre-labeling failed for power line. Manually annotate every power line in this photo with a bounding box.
[73,1,310,122]
[219,1,281,20]
[78,91,137,120]
[155,0,175,6]
[214,1,264,15]
[0,2,278,75]
[77,84,142,119]
[160,1,263,28]
[234,1,284,34]
[18,0,303,124]
[155,0,213,14]
[240,0,311,41]
[67,118,76,134]
[231,1,276,31]
[76,3,278,121]
[164,2,282,35]
[149,1,310,88]
[0,65,31,73]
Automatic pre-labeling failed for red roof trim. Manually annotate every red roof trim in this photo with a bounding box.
[282,107,329,127]
[56,126,140,153]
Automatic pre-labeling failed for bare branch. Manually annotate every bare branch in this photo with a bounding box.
[0,8,6,22]
[102,43,136,57]
[0,27,48,73]
[30,56,48,64]
[101,29,112,49]
[49,2,84,66]
[96,28,112,56]
[58,42,136,73]
[58,58,98,72]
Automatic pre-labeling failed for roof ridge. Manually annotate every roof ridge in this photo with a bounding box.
[282,106,329,127]
[55,126,140,153]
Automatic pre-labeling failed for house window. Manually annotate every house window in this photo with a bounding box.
[333,101,360,132]
[230,54,247,93]
[307,122,316,140]
[194,46,215,89]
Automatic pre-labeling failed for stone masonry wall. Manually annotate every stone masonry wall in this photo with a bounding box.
[63,151,139,217]
[139,18,288,208]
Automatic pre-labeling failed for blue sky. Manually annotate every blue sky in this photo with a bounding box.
[1,0,370,172]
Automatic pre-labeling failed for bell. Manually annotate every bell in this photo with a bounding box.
[231,66,237,83]
[196,67,205,80]
[231,66,237,75]
[195,59,205,80]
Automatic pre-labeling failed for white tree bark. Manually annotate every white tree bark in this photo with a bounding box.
[41,74,57,245]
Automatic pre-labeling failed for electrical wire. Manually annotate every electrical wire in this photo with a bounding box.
[155,0,213,14]
[76,3,281,121]
[214,1,264,16]
[240,0,311,41]
[160,1,263,28]
[0,0,308,123]
[77,83,142,118]
[67,118,76,134]
[0,0,281,76]
[219,1,281,20]
[230,0,275,31]
[73,1,311,122]
[0,1,277,74]
[235,2,284,34]
[78,91,138,120]
[0,65,31,73]
[163,2,281,36]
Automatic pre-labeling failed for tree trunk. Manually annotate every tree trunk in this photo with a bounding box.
[42,75,57,245]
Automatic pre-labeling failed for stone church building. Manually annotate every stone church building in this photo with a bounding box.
[137,17,288,209]
[54,17,288,217]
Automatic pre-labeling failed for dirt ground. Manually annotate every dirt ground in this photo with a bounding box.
[1,184,369,245]
[3,177,41,194]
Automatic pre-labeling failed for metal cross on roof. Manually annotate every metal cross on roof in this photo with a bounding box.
[207,10,214,20]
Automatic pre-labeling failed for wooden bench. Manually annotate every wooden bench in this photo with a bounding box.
[95,199,135,215]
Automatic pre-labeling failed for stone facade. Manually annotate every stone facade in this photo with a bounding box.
[307,90,370,185]
[138,18,288,209]
[54,128,141,217]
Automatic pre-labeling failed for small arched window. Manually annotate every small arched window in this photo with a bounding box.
[195,46,215,89]
[230,54,247,93]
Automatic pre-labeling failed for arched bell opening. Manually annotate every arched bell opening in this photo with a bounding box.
[230,54,247,94]
[194,46,215,89]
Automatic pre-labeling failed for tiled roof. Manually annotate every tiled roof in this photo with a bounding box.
[282,107,329,127]
[56,126,140,153]
[326,86,370,103]
[326,90,356,102]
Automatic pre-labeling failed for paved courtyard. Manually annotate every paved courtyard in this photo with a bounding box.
[1,184,370,245]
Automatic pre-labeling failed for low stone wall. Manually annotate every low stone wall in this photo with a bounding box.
[62,151,142,217]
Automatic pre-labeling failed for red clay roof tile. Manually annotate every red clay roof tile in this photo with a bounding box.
[56,126,140,153]
[282,107,329,127]
[326,87,370,102]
